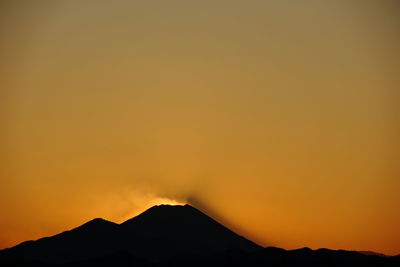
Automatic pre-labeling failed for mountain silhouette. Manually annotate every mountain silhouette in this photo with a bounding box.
[119,204,260,260]
[0,204,398,267]
[0,204,260,264]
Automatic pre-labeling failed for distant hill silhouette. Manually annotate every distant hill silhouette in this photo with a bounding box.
[0,204,398,266]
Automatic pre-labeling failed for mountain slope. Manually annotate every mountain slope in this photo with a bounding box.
[119,204,260,260]
[0,218,121,263]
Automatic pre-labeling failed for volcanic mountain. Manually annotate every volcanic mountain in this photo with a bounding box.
[1,204,398,267]
[0,204,260,264]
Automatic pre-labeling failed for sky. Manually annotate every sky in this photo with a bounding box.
[0,0,399,255]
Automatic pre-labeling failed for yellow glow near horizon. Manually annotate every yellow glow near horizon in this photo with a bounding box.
[121,197,187,222]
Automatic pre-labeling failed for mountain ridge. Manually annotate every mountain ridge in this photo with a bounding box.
[0,204,398,267]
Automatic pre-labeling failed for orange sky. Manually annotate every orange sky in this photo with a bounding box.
[1,0,399,255]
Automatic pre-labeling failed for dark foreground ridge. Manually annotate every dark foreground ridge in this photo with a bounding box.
[0,204,398,267]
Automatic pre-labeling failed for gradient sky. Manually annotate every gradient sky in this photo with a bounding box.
[1,0,399,255]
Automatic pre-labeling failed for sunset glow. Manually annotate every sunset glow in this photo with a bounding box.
[0,0,399,256]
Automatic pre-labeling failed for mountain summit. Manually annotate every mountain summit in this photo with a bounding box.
[120,204,260,259]
[0,204,260,264]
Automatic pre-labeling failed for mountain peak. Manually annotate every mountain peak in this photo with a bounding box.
[88,218,109,223]
[155,203,197,211]
[121,203,208,226]
[146,203,193,209]
[72,218,118,234]
[79,217,116,227]
[118,203,260,258]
